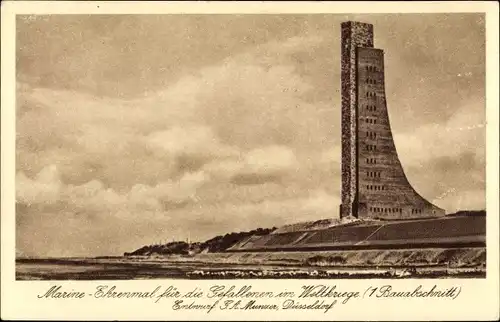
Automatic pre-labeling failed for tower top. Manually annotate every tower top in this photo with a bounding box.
[341,21,373,28]
[341,21,374,48]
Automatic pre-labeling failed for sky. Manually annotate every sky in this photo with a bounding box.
[15,13,486,257]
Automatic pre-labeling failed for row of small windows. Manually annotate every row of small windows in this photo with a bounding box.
[366,185,386,191]
[366,105,377,112]
[365,117,377,124]
[366,92,377,98]
[411,209,423,214]
[366,171,380,178]
[366,131,377,139]
[366,158,377,164]
[370,207,402,213]
[366,144,377,151]
[366,78,377,85]
[365,66,378,72]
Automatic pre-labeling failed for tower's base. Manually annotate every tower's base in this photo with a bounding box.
[340,202,445,219]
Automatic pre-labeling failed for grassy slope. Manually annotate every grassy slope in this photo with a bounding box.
[124,227,276,256]
[124,210,485,257]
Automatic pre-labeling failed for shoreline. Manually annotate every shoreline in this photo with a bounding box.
[16,246,486,280]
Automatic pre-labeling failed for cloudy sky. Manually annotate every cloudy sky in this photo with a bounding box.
[16,13,485,257]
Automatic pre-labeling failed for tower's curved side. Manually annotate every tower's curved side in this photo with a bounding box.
[340,21,445,219]
[355,47,445,219]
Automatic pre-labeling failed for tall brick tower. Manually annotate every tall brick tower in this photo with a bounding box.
[340,21,445,219]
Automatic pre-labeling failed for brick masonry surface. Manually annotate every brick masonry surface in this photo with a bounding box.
[340,21,445,219]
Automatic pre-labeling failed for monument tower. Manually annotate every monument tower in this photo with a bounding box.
[340,21,445,219]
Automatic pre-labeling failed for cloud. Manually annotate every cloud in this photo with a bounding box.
[435,189,486,213]
[16,32,332,187]
[15,164,337,256]
[15,54,323,256]
[170,188,341,241]
[394,98,485,168]
[145,125,240,174]
[200,145,299,185]
[300,190,340,218]
[16,165,208,217]
[16,165,213,256]
[244,145,298,173]
[16,165,62,205]
[392,100,486,211]
[231,145,298,185]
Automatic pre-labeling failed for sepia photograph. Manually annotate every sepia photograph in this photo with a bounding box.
[2,2,499,321]
[13,12,489,281]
